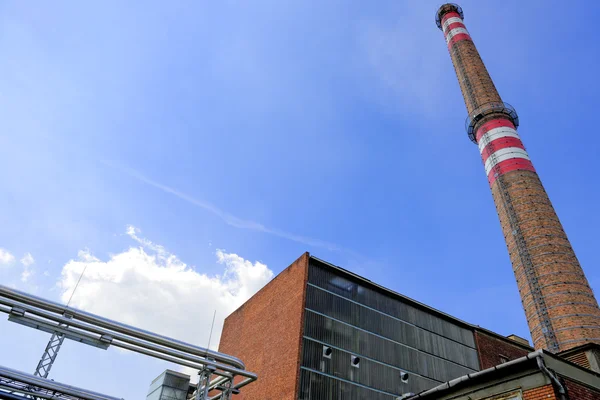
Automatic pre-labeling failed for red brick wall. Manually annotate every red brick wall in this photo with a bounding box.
[493,171,600,351]
[564,378,600,400]
[218,253,310,400]
[523,385,557,400]
[474,330,531,369]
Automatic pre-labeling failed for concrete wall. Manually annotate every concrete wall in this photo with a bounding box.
[218,253,310,400]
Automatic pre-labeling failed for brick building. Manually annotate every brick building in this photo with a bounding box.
[218,253,535,399]
[216,2,600,399]
[404,350,600,400]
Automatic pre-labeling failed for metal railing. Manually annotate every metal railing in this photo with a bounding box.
[465,102,519,144]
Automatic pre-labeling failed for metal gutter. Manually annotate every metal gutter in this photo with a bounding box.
[404,350,544,399]
[536,356,567,400]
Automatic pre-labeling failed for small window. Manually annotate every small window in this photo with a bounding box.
[499,355,509,364]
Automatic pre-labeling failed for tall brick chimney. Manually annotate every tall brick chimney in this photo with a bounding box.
[436,3,600,352]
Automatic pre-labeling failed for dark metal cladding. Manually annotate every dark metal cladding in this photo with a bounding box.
[298,261,480,399]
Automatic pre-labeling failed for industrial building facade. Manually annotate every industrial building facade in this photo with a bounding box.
[217,4,600,399]
[219,253,533,399]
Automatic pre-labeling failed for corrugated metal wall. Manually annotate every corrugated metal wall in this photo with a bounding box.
[298,261,478,399]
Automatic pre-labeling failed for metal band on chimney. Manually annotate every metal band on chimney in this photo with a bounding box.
[476,119,536,185]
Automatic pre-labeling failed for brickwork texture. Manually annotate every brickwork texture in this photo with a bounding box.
[218,253,310,400]
[523,385,557,400]
[474,330,531,369]
[438,3,600,352]
[564,378,600,400]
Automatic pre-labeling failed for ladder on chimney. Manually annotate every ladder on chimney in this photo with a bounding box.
[484,137,559,352]
[446,7,560,352]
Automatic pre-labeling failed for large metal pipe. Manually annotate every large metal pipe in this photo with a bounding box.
[0,296,256,380]
[0,382,56,400]
[0,365,122,400]
[0,285,245,370]
[0,388,27,400]
[209,377,255,400]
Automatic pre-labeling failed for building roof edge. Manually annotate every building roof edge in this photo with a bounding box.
[309,255,534,351]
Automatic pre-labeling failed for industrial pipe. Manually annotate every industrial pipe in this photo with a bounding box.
[536,356,567,400]
[0,365,122,400]
[0,296,256,380]
[0,285,245,370]
[0,382,57,400]
[209,377,255,400]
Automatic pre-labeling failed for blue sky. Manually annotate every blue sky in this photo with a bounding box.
[1,0,599,398]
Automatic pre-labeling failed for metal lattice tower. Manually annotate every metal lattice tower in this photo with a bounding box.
[436,3,600,352]
[33,331,66,378]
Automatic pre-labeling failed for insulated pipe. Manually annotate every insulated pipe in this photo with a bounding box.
[0,296,256,380]
[112,341,245,381]
[189,375,230,400]
[0,365,122,400]
[0,285,245,370]
[0,383,57,400]
[0,389,28,400]
[209,377,255,400]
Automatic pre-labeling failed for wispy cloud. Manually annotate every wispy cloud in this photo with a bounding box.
[20,252,35,282]
[20,252,35,267]
[103,161,343,252]
[0,248,15,266]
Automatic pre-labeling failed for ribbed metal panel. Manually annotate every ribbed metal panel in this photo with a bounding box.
[564,351,590,369]
[307,262,476,347]
[305,284,479,370]
[298,369,396,400]
[302,338,436,394]
[301,262,480,398]
[146,371,190,400]
[303,310,475,383]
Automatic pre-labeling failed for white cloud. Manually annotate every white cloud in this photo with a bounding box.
[20,253,35,282]
[0,248,15,266]
[21,269,32,282]
[20,253,35,267]
[58,227,274,351]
